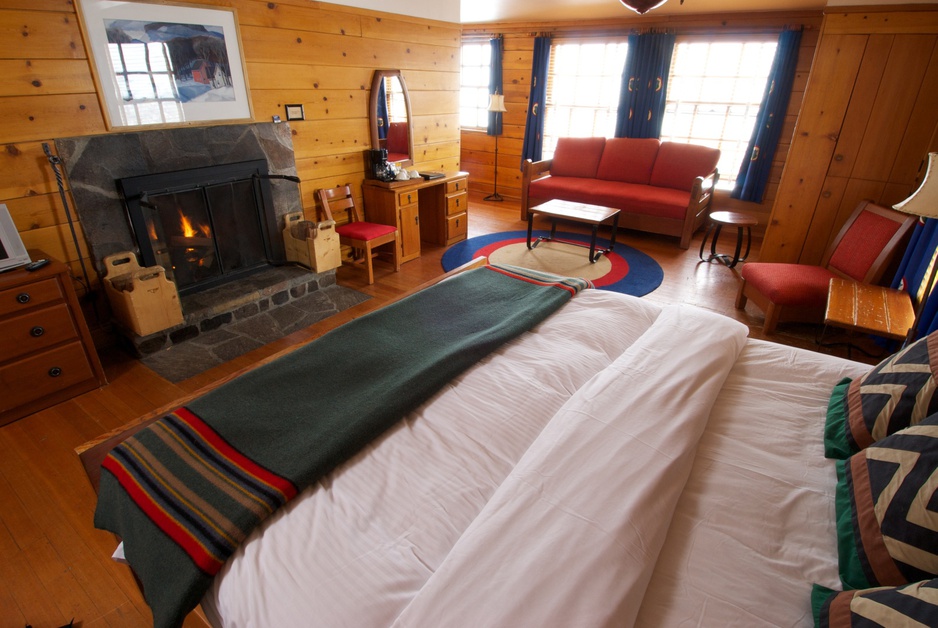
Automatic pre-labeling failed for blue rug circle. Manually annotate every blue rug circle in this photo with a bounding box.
[442,230,663,297]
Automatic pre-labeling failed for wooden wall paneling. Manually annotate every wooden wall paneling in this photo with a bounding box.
[245,62,372,90]
[404,69,461,92]
[851,35,936,182]
[296,153,367,182]
[241,25,452,70]
[235,1,363,36]
[0,94,106,145]
[411,113,460,146]
[251,88,369,121]
[0,9,85,59]
[0,142,61,198]
[799,175,848,263]
[759,34,868,264]
[290,119,371,159]
[825,34,892,179]
[822,8,938,36]
[361,14,461,48]
[0,59,96,97]
[6,192,71,231]
[889,41,938,189]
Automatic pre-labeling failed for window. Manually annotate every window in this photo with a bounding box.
[661,37,779,189]
[542,41,628,159]
[460,42,492,129]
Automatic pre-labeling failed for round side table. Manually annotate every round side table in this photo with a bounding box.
[699,210,758,268]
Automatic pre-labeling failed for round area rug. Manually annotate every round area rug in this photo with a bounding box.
[441,230,663,296]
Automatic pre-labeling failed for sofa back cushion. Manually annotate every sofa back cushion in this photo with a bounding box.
[550,137,606,178]
[596,138,661,184]
[649,142,721,191]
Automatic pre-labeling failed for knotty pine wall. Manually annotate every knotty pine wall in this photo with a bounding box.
[0,0,460,296]
[461,11,826,236]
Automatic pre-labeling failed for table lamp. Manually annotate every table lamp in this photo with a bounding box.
[895,152,938,346]
[484,91,508,202]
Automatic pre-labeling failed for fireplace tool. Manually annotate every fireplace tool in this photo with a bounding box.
[42,143,100,322]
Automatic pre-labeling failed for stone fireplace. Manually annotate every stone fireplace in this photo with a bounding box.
[55,123,368,380]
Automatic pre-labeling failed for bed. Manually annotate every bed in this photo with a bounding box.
[80,262,938,627]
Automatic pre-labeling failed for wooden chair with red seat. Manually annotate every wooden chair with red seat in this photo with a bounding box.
[317,185,401,285]
[735,200,916,334]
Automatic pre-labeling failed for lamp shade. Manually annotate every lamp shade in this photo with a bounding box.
[620,0,668,14]
[894,153,938,219]
[487,93,507,113]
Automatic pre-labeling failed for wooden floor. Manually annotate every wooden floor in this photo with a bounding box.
[0,195,882,628]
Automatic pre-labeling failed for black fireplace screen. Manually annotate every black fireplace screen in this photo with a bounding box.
[118,160,278,295]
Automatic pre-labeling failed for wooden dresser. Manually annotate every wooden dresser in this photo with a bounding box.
[0,256,106,426]
[362,172,469,263]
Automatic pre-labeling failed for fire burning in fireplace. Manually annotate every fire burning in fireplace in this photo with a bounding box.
[118,159,281,296]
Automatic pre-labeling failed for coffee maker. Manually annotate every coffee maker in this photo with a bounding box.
[366,148,395,182]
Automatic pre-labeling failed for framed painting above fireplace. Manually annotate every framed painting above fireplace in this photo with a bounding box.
[75,0,253,130]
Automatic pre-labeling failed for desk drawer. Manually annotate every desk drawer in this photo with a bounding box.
[0,341,96,412]
[446,178,467,195]
[397,190,418,207]
[446,213,468,241]
[0,303,79,362]
[446,191,467,216]
[0,278,64,317]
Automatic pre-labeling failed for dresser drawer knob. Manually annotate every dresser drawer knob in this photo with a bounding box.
[48,367,62,378]
[30,326,45,337]
[16,292,30,304]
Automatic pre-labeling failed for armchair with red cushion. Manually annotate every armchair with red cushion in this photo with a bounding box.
[735,200,916,334]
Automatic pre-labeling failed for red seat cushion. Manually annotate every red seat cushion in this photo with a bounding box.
[740,263,838,307]
[336,221,396,241]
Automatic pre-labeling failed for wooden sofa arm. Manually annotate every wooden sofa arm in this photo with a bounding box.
[680,169,720,249]
[521,158,553,221]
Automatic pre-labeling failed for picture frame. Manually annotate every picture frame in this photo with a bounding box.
[285,104,305,121]
[0,204,31,273]
[75,0,253,130]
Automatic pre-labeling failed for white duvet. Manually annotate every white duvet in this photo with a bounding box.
[200,290,871,627]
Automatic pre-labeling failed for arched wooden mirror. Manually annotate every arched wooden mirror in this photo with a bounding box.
[369,70,414,167]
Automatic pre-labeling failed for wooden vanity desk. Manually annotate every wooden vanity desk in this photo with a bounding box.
[362,172,469,263]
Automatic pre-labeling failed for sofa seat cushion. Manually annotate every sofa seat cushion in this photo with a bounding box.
[550,137,607,178]
[596,138,661,184]
[529,177,691,221]
[650,142,721,191]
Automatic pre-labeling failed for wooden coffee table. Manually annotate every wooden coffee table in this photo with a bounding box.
[526,199,620,263]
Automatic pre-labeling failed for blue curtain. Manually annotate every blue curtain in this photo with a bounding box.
[732,29,803,203]
[376,79,388,140]
[614,32,675,139]
[520,36,552,167]
[488,37,504,136]
[892,218,938,339]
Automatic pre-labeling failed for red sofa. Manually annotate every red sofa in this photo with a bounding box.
[521,137,720,249]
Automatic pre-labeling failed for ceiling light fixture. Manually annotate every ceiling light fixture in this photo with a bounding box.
[620,0,669,14]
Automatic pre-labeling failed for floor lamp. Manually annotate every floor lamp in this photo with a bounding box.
[484,92,507,202]
[896,152,938,347]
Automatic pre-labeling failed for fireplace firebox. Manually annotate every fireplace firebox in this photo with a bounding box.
[118,160,285,296]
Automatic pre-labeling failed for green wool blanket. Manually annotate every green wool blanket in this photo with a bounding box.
[94,264,590,628]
